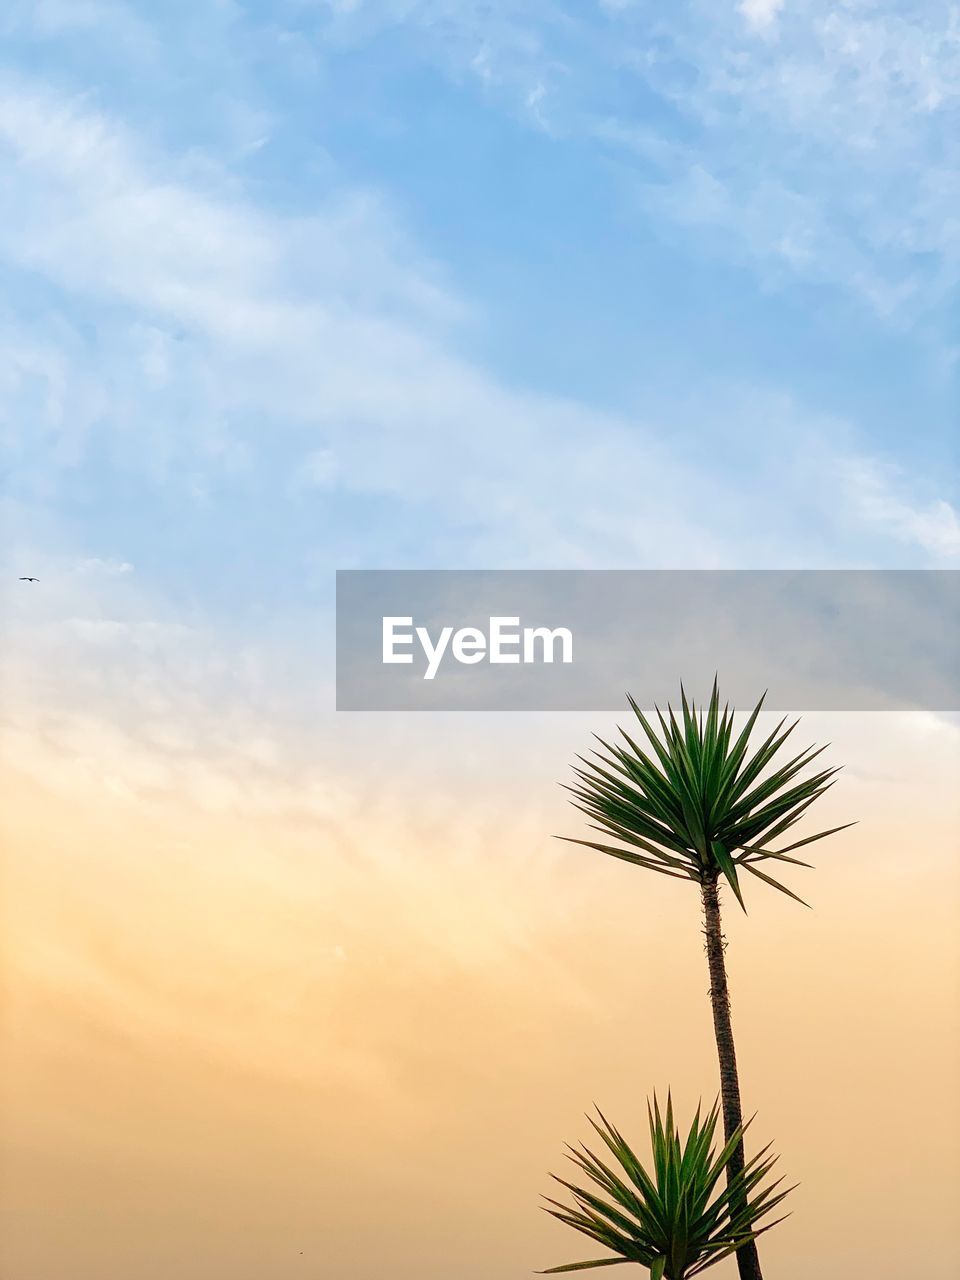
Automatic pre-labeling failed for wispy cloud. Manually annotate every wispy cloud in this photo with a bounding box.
[839,457,960,562]
[610,2,959,314]
[1,70,951,580]
[0,74,456,337]
[739,0,784,32]
[300,1,959,317]
[0,74,773,572]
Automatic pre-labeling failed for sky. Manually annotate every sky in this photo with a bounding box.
[0,3,959,1279]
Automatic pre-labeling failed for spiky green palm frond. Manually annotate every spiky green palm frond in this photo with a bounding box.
[561,680,852,910]
[541,1095,792,1280]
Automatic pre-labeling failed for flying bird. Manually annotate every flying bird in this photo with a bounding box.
[19,576,38,582]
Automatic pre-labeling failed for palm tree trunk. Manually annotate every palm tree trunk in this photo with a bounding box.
[701,872,763,1280]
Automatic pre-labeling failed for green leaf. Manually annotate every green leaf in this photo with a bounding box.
[539,1260,633,1273]
[742,862,812,908]
[556,836,694,881]
[744,822,856,859]
[710,841,746,913]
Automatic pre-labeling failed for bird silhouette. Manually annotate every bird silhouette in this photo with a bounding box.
[19,576,38,582]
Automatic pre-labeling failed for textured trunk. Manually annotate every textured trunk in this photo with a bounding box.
[701,873,763,1280]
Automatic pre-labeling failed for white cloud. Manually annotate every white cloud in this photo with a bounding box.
[840,458,960,562]
[0,70,953,586]
[0,74,458,340]
[2,0,151,40]
[321,2,959,318]
[295,448,339,490]
[739,0,784,31]
[0,74,736,568]
[76,557,134,576]
[609,2,960,315]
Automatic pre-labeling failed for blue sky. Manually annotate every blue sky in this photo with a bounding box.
[1,0,958,685]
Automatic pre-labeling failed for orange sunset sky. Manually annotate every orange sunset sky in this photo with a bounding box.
[2,705,959,1280]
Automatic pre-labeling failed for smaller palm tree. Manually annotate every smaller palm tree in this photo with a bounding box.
[541,1094,793,1280]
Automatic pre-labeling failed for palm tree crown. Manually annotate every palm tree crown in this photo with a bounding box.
[542,1095,793,1280]
[562,681,852,911]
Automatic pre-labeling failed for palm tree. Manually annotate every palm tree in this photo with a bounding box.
[562,682,850,1280]
[542,1093,793,1279]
